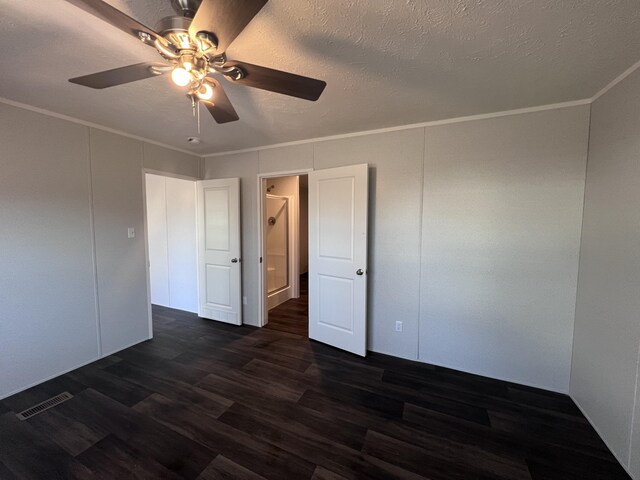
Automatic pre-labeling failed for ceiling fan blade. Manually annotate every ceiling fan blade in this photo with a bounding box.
[69,62,169,89]
[201,79,239,124]
[189,0,268,53]
[224,62,326,101]
[65,0,161,44]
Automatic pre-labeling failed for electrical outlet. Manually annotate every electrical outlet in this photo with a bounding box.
[395,321,403,332]
[127,227,135,239]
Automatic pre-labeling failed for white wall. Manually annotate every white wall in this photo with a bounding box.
[90,130,150,355]
[0,103,201,399]
[421,106,590,392]
[204,104,590,392]
[0,103,99,399]
[571,67,640,478]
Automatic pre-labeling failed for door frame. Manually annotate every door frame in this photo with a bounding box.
[257,168,313,328]
[141,169,199,339]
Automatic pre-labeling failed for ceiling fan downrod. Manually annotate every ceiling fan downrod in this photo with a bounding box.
[170,0,202,18]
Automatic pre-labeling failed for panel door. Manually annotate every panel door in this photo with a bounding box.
[308,164,368,355]
[197,178,242,325]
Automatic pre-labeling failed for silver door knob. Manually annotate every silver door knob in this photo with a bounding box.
[356,269,364,276]
[231,258,239,263]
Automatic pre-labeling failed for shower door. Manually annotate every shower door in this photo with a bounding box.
[266,195,291,308]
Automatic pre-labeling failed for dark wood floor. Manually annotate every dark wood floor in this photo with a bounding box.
[266,273,309,337]
[0,306,630,480]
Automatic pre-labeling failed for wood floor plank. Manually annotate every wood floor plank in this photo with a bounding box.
[54,389,215,479]
[217,402,426,480]
[76,434,184,479]
[0,412,96,479]
[0,301,631,480]
[362,429,531,480]
[196,455,268,480]
[27,407,108,456]
[66,364,154,407]
[133,393,316,480]
[105,361,233,417]
[311,465,351,480]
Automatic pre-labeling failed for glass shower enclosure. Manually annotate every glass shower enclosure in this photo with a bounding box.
[266,195,289,294]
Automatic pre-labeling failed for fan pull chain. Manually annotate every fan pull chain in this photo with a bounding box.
[197,101,201,135]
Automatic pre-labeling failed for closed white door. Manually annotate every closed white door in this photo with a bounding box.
[196,178,242,325]
[309,164,368,356]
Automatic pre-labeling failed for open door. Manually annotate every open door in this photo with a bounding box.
[196,178,242,325]
[309,164,368,356]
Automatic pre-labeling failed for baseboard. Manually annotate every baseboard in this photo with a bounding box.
[570,394,636,480]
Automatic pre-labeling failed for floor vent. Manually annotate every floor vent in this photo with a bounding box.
[16,392,73,420]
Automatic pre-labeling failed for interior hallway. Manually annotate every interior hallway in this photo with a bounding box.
[265,274,309,337]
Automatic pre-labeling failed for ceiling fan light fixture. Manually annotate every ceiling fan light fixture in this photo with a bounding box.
[154,38,179,60]
[197,83,214,101]
[171,67,192,87]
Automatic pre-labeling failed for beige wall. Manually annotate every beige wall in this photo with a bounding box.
[0,103,201,399]
[204,104,590,392]
[421,106,590,392]
[571,67,640,479]
[0,103,99,399]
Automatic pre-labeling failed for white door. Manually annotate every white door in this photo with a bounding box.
[309,164,368,356]
[196,178,242,325]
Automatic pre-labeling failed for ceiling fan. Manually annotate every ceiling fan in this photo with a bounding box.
[65,0,327,124]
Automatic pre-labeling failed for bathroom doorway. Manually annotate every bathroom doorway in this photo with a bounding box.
[258,172,309,336]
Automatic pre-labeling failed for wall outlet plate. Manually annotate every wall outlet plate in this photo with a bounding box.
[127,227,135,239]
[395,321,403,332]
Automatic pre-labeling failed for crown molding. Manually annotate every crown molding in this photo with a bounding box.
[202,99,591,157]
[0,96,200,158]
[591,58,640,103]
[5,54,640,160]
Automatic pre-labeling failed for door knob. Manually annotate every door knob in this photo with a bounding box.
[231,258,239,263]
[356,269,364,276]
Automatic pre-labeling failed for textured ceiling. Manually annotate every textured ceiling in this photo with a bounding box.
[0,0,639,154]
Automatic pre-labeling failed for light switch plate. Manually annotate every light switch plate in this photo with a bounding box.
[127,227,135,239]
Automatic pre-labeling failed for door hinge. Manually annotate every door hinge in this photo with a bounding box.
[259,257,263,263]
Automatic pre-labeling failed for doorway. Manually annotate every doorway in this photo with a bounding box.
[259,174,310,336]
[144,172,198,314]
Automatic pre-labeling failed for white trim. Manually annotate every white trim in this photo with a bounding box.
[87,128,103,356]
[265,193,298,309]
[142,168,200,181]
[591,59,640,102]
[0,96,200,157]
[571,394,635,478]
[141,170,154,340]
[257,169,313,328]
[204,99,591,157]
